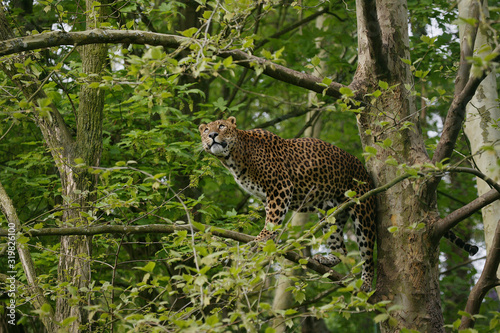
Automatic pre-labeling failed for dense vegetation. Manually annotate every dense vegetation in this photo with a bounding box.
[0,1,498,332]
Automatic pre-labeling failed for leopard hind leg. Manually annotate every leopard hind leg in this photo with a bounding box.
[313,206,349,267]
[351,200,376,292]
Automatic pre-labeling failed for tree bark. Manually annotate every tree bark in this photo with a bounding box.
[353,0,445,331]
[55,2,107,331]
[460,0,500,298]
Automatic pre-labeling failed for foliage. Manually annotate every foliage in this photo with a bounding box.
[0,0,498,332]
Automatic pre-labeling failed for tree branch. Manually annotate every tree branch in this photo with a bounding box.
[0,222,345,283]
[431,50,500,167]
[254,7,330,49]
[0,181,56,331]
[0,28,346,99]
[433,188,500,241]
[460,218,500,330]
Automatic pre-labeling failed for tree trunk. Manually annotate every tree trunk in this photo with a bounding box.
[55,1,107,331]
[461,0,500,298]
[0,2,107,331]
[353,0,444,331]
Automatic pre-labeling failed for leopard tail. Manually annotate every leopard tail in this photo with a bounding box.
[444,230,479,256]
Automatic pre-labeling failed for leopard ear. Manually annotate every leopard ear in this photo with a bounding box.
[198,124,207,133]
[227,116,236,126]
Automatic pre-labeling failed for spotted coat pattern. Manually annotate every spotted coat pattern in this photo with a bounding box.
[199,117,377,291]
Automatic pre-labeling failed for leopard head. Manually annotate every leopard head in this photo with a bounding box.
[199,116,238,157]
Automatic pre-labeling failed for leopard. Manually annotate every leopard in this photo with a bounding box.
[199,116,377,291]
[199,116,479,292]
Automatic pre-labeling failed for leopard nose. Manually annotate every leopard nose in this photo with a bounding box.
[209,132,218,139]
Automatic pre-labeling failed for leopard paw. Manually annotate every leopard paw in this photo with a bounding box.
[312,253,341,267]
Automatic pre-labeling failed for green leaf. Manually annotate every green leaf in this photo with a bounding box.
[365,146,377,155]
[345,190,357,198]
[206,314,219,326]
[180,27,198,37]
[18,236,30,244]
[223,56,233,68]
[388,226,398,233]
[295,291,306,304]
[385,156,398,166]
[41,303,52,314]
[311,55,321,67]
[382,138,393,148]
[374,313,389,323]
[339,87,354,97]
[420,35,437,45]
[61,316,78,327]
[150,47,162,60]
[401,58,411,65]
[202,11,212,20]
[379,80,389,90]
[322,77,332,86]
[263,240,276,254]
[191,221,205,233]
[135,261,155,273]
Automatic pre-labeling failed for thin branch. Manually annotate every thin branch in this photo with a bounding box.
[446,167,500,193]
[0,28,347,99]
[439,255,486,276]
[255,7,330,49]
[460,219,500,330]
[257,107,317,128]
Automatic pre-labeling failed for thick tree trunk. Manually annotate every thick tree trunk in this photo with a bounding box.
[55,1,107,331]
[460,0,500,299]
[353,1,443,331]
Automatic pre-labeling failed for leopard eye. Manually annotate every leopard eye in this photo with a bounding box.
[204,128,209,133]
[219,124,226,130]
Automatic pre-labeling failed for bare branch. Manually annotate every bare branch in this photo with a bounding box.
[446,167,500,194]
[433,188,500,240]
[254,7,330,49]
[431,51,500,167]
[0,28,346,99]
[460,219,500,330]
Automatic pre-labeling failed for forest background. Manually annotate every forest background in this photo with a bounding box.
[0,0,499,332]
